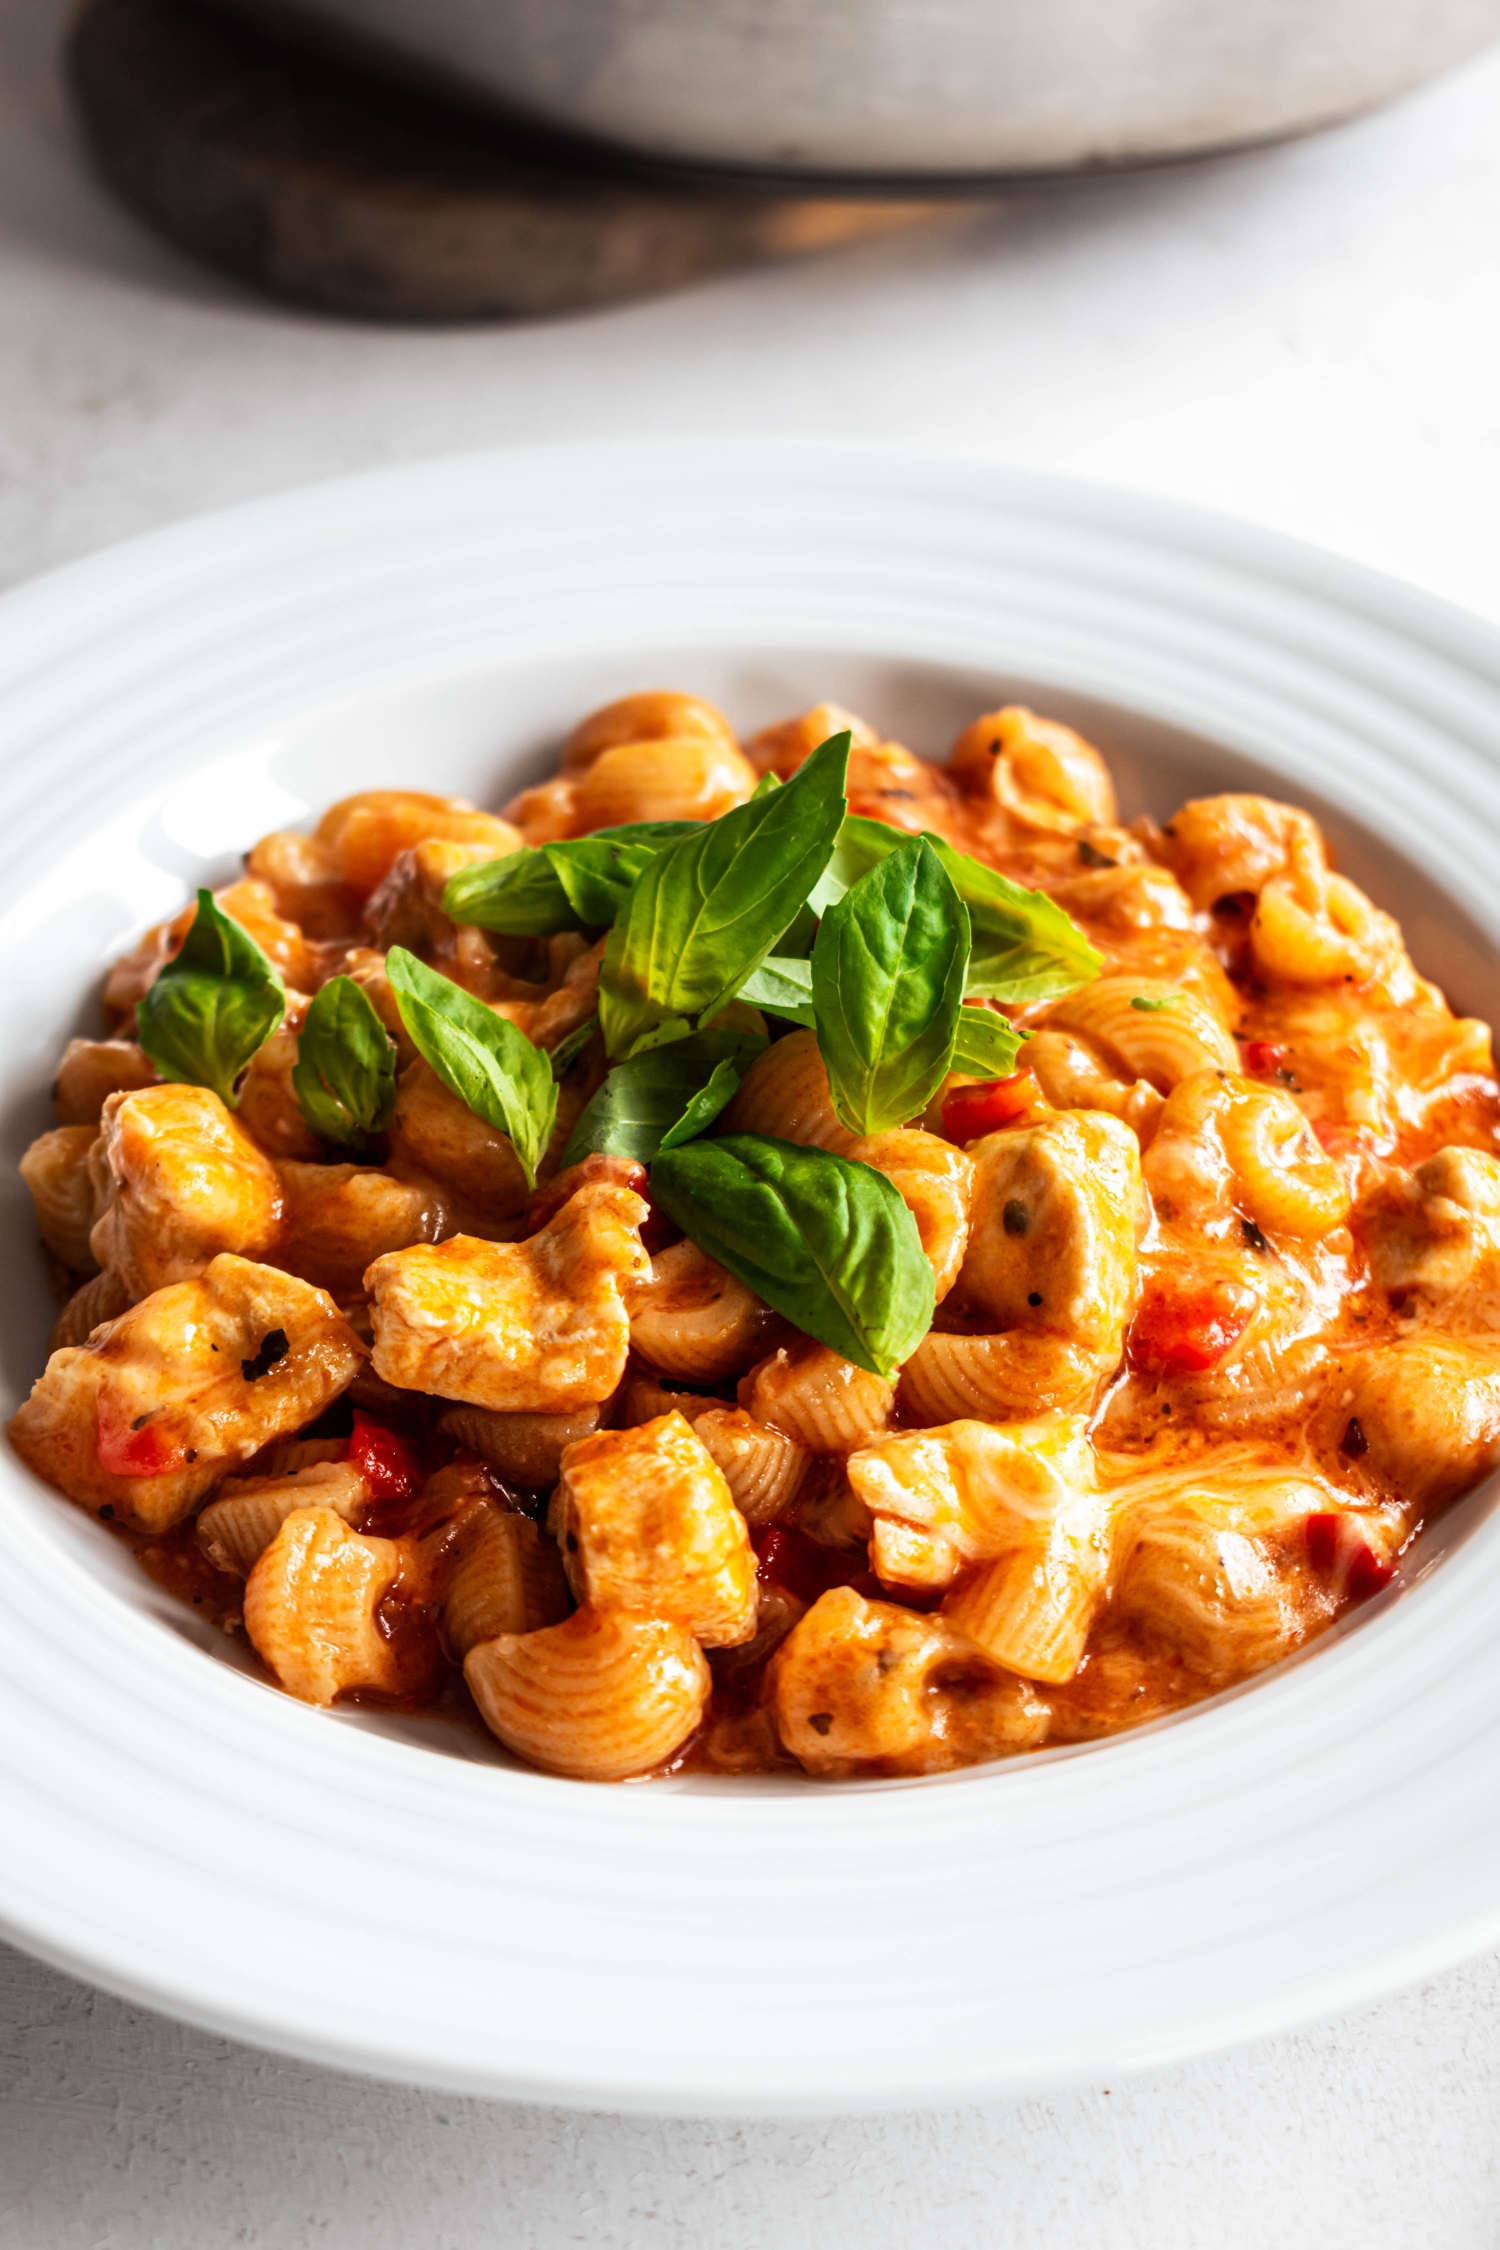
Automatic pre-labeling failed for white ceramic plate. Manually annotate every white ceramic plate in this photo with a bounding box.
[4,441,1500,2117]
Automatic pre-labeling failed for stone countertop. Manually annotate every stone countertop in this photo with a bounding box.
[3,6,1500,2244]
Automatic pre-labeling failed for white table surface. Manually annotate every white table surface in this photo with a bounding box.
[5,6,1500,2244]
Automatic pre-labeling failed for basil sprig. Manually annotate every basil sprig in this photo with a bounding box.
[442,822,701,937]
[734,956,816,1027]
[650,1134,935,1380]
[386,947,557,1187]
[561,1027,765,1166]
[818,816,1100,1003]
[136,889,285,1108]
[599,735,850,1060]
[811,834,969,1135]
[291,976,396,1151]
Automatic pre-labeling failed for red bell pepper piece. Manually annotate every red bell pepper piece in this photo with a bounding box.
[1305,1512,1395,1602]
[941,1069,1035,1145]
[94,1397,181,1478]
[1243,1040,1285,1075]
[1130,1275,1258,1375]
[348,1413,421,1505]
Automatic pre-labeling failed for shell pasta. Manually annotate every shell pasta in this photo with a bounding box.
[10,687,1500,1782]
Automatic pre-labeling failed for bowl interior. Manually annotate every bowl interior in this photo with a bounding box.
[4,641,1497,1768]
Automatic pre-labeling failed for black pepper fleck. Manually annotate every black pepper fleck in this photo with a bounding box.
[241,1329,290,1383]
[1003,1198,1029,1237]
[98,1504,114,1520]
[1340,1416,1369,1459]
[1028,1291,1043,1307]
[808,1712,834,1736]
[1241,1217,1269,1252]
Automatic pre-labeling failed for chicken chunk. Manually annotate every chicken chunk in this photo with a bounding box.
[1335,1338,1500,1509]
[956,1110,1141,1357]
[550,1411,757,1647]
[89,1085,285,1299]
[8,1254,363,1531]
[768,1587,1050,1778]
[364,1179,650,1411]
[1358,1148,1500,1330]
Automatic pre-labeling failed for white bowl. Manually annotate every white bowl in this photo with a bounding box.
[4,441,1500,2115]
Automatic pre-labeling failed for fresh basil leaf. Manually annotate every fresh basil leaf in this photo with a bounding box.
[562,1029,764,1166]
[657,1060,743,1151]
[548,1014,599,1079]
[950,1005,1024,1080]
[811,834,969,1135]
[136,889,285,1109]
[734,956,816,1027]
[750,771,782,798]
[599,734,850,1059]
[443,849,579,937]
[443,823,701,937]
[812,815,1100,1005]
[291,976,396,1150]
[386,947,558,1188]
[650,1134,934,1380]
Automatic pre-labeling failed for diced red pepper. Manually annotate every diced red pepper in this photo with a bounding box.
[348,1413,421,1506]
[1130,1275,1259,1375]
[94,1397,181,1479]
[1305,1512,1395,1602]
[753,1523,879,1608]
[1243,1040,1285,1075]
[941,1069,1035,1145]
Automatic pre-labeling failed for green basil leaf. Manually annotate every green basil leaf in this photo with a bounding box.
[950,1005,1024,1080]
[443,849,578,936]
[733,956,816,1027]
[811,834,969,1135]
[443,822,701,937]
[650,1134,934,1380]
[562,1028,764,1166]
[813,815,1100,1005]
[548,1014,600,1079]
[136,889,285,1108]
[291,976,397,1150]
[386,947,558,1188]
[599,734,850,1059]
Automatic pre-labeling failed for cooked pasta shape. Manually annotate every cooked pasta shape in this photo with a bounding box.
[1042,976,1238,1089]
[438,1500,572,1658]
[21,1125,102,1274]
[1143,1071,1350,1243]
[897,1330,1103,1425]
[51,1038,158,1127]
[720,1030,859,1153]
[464,1607,710,1780]
[48,1269,129,1354]
[436,1401,606,1487]
[690,1405,809,1526]
[947,706,1115,833]
[197,1460,368,1577]
[847,1130,973,1302]
[629,1238,777,1381]
[243,1504,405,1705]
[740,1339,894,1453]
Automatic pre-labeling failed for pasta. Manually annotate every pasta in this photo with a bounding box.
[11,686,1500,1783]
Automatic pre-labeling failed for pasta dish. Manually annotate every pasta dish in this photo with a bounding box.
[10,690,1498,1780]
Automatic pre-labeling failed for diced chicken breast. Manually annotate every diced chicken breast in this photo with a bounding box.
[89,1085,285,1298]
[8,1253,363,1531]
[551,1411,758,1647]
[364,1179,650,1411]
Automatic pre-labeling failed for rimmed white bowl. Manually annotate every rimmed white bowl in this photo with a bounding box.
[3,442,1500,2116]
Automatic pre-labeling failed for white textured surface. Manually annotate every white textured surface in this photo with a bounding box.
[5,1,1500,2240]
